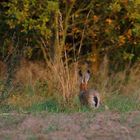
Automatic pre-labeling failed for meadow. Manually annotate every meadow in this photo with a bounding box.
[0,57,140,113]
[0,1,140,139]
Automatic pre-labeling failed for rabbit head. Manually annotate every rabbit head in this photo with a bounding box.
[79,70,90,91]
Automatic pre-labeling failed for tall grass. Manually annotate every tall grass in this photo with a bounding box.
[0,56,140,113]
[5,58,79,110]
[93,56,140,106]
[46,59,79,103]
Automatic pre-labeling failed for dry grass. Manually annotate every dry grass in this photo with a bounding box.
[46,59,79,102]
[0,61,7,95]
[7,58,79,109]
[121,62,140,98]
[4,56,140,110]
[7,59,48,108]
[14,59,48,87]
[90,56,140,104]
[0,61,7,80]
[8,94,45,108]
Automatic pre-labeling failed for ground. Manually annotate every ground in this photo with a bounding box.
[0,111,140,140]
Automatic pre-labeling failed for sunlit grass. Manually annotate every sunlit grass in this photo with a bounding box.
[0,58,140,114]
[105,94,140,113]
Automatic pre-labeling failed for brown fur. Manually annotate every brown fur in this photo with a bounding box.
[79,71,100,108]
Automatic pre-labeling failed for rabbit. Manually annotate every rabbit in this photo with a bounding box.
[79,70,100,108]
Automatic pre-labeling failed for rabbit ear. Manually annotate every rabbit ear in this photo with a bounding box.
[79,70,84,83]
[87,70,90,75]
[85,70,90,83]
[79,70,83,77]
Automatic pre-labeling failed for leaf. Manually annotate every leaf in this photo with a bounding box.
[119,35,126,45]
[93,15,99,22]
[126,29,132,39]
[106,18,113,25]
[48,1,59,11]
[123,52,134,61]
[110,2,121,12]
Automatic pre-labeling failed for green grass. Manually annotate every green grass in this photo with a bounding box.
[0,104,15,113]
[27,94,140,113]
[0,94,139,114]
[27,100,60,113]
[26,95,139,113]
[105,94,140,113]
[24,95,93,113]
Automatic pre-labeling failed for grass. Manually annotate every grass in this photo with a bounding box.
[26,94,140,113]
[0,59,140,114]
[25,97,90,113]
[105,94,140,113]
[27,100,60,113]
[1,93,139,114]
[0,104,14,113]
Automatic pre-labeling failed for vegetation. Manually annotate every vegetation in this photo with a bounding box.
[0,0,140,113]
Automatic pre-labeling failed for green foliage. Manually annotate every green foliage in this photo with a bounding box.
[0,0,140,64]
[3,0,58,37]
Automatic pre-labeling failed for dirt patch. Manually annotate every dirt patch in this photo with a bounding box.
[0,111,140,140]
